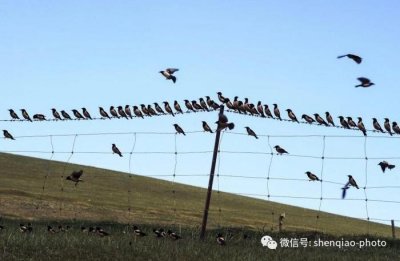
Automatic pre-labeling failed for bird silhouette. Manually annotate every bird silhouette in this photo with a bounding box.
[302,114,315,124]
[72,109,85,120]
[154,103,165,114]
[173,124,186,135]
[21,109,32,122]
[133,106,144,119]
[9,109,20,120]
[202,121,213,133]
[191,100,203,111]
[355,77,374,88]
[357,117,367,136]
[314,113,328,126]
[66,170,83,186]
[337,54,362,64]
[256,102,265,117]
[33,114,46,121]
[199,98,209,111]
[110,106,119,118]
[124,105,133,119]
[132,226,147,237]
[52,109,62,120]
[164,102,175,116]
[82,108,92,119]
[159,68,178,83]
[392,122,400,134]
[184,100,196,112]
[264,105,273,118]
[118,106,129,119]
[286,109,299,123]
[3,130,15,140]
[273,104,281,120]
[99,107,111,119]
[274,145,288,155]
[216,233,226,246]
[384,118,393,136]
[305,171,320,181]
[112,144,123,157]
[378,161,395,173]
[174,101,183,114]
[245,126,258,139]
[325,112,335,126]
[372,118,384,133]
[141,104,151,117]
[217,92,226,104]
[167,230,181,240]
[61,110,72,120]
[338,116,350,129]
[346,117,357,128]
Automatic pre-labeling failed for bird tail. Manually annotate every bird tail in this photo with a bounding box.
[362,130,367,136]
[337,55,346,59]
[341,186,349,199]
[389,164,395,170]
[355,85,361,88]
[119,153,123,157]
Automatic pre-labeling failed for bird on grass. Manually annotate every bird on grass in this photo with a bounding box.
[3,130,15,140]
[325,112,335,126]
[164,102,175,116]
[286,109,299,123]
[355,77,374,88]
[384,118,393,136]
[216,233,226,246]
[372,118,384,133]
[110,106,119,118]
[305,171,320,181]
[314,113,328,126]
[337,54,362,64]
[342,175,359,199]
[52,109,62,120]
[357,117,367,136]
[167,230,181,240]
[61,110,72,120]
[99,107,111,119]
[338,116,350,129]
[33,114,46,121]
[378,161,395,173]
[72,109,85,120]
[274,145,288,155]
[47,225,57,234]
[173,124,186,135]
[245,127,258,139]
[153,228,166,238]
[82,108,92,120]
[21,109,32,122]
[133,106,144,119]
[96,227,110,237]
[393,122,400,135]
[273,104,281,120]
[66,170,84,186]
[112,144,123,157]
[174,101,183,114]
[132,226,147,237]
[20,223,32,233]
[202,121,213,133]
[302,114,315,124]
[159,68,179,83]
[9,109,20,120]
[58,225,69,232]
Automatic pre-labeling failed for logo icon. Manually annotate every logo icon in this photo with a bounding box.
[261,235,278,250]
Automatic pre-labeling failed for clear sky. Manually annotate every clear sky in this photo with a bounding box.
[1,1,400,227]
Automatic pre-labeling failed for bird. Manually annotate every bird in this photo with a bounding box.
[110,106,119,118]
[205,96,214,107]
[264,105,273,118]
[167,230,181,240]
[256,102,265,117]
[305,171,320,181]
[132,226,146,237]
[224,98,234,110]
[337,54,362,64]
[173,124,186,135]
[191,100,203,111]
[216,233,226,246]
[47,225,57,234]
[302,114,315,124]
[357,117,367,136]
[82,108,92,119]
[217,92,226,104]
[21,109,32,122]
[112,144,123,157]
[61,110,72,120]
[378,161,395,173]
[216,111,234,131]
[174,101,183,114]
[245,126,258,139]
[52,109,62,120]
[232,96,239,111]
[346,117,357,128]
[9,109,20,120]
[393,122,400,135]
[199,98,209,111]
[159,68,178,83]
[325,112,335,126]
[373,118,384,133]
[96,227,110,237]
[345,175,359,189]
[3,130,15,140]
[202,121,213,133]
[154,103,165,114]
[58,225,69,232]
[210,100,220,110]
[338,116,350,129]
[314,113,328,126]
[99,107,111,119]
[72,109,85,120]
[147,105,157,116]
[355,77,374,88]
[117,106,128,119]
[273,104,281,120]
[66,170,83,186]
[286,109,299,123]
[141,104,151,117]
[33,114,46,121]
[384,118,393,136]
[153,228,166,238]
[124,105,133,119]
[274,145,288,155]
[133,106,144,119]
[164,102,175,116]
[184,100,196,112]
[19,223,32,233]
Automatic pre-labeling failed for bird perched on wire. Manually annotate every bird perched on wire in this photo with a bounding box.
[173,124,186,135]
[224,98,234,110]
[133,106,144,119]
[19,223,32,233]
[21,109,32,122]
[117,106,128,119]
[164,102,175,116]
[202,121,213,133]
[302,114,315,124]
[273,104,281,120]
[191,100,203,111]
[346,117,357,128]
[305,171,320,181]
[99,107,111,119]
[72,109,85,120]
[66,170,84,186]
[9,109,20,120]
[355,77,374,88]
[325,112,335,126]
[112,144,123,157]
[154,103,165,114]
[338,116,350,129]
[167,230,181,240]
[3,130,15,140]
[147,105,157,116]
[110,106,119,118]
[264,105,273,118]
[393,122,400,135]
[274,145,288,155]
[184,100,196,112]
[337,54,362,64]
[216,233,226,246]
[132,226,147,237]
[256,102,265,117]
[199,98,209,111]
[52,109,62,120]
[372,118,384,133]
[82,108,92,120]
[314,113,328,126]
[124,105,133,119]
[159,68,179,83]
[342,175,359,199]
[378,161,395,173]
[33,114,46,121]
[245,127,258,139]
[286,109,299,123]
[61,110,72,120]
[357,117,367,136]
[217,92,226,104]
[384,118,393,136]
[174,101,183,114]
[140,104,151,117]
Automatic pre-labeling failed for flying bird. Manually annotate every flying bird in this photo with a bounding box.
[99,107,111,119]
[302,114,315,124]
[357,117,367,136]
[346,117,357,128]
[273,104,281,120]
[124,105,133,119]
[355,77,374,88]
[384,118,393,136]
[216,111,234,131]
[174,101,183,114]
[338,116,350,129]
[245,126,258,139]
[314,113,328,126]
[33,114,46,121]
[372,118,384,133]
[9,109,20,120]
[112,144,123,157]
[216,233,226,246]
[378,161,395,173]
[72,109,85,120]
[305,171,320,181]
[393,122,400,135]
[163,102,175,116]
[337,54,362,64]
[202,121,213,133]
[3,130,15,140]
[66,170,83,186]
[286,109,299,123]
[133,106,144,119]
[110,106,119,118]
[274,145,288,155]
[21,109,32,122]
[61,110,72,120]
[159,68,178,83]
[52,109,62,120]
[173,124,186,135]
[325,112,335,126]
[82,108,92,119]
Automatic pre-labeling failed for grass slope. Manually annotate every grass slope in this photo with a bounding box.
[0,153,396,237]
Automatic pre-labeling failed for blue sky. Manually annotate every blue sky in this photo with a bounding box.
[1,1,400,227]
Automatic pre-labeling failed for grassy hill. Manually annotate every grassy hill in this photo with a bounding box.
[0,153,396,238]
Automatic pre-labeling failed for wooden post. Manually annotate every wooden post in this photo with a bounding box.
[391,219,396,239]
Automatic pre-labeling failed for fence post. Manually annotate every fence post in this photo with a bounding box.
[200,105,225,240]
[391,220,396,239]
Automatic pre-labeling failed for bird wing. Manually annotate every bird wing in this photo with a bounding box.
[166,68,179,74]
[357,77,370,84]
[348,54,362,64]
